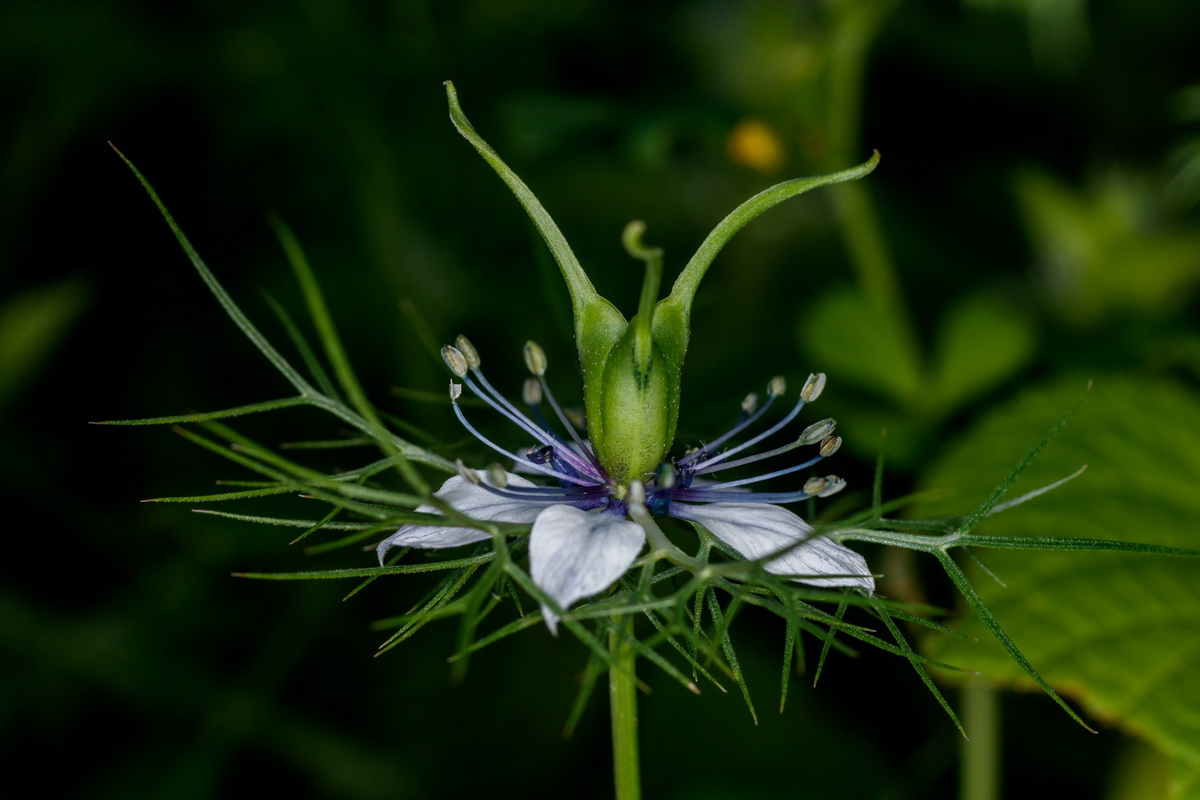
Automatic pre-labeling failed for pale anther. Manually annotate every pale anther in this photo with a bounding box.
[768,375,786,396]
[817,476,846,498]
[455,459,479,484]
[522,377,542,405]
[801,417,836,443]
[455,335,481,370]
[800,372,827,402]
[819,436,842,457]
[449,381,463,401]
[442,345,469,377]
[655,463,676,489]
[564,407,585,429]
[742,393,759,414]
[523,341,547,376]
[803,476,829,495]
[486,463,509,488]
[627,479,646,506]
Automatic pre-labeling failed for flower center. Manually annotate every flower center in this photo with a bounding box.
[440,336,848,520]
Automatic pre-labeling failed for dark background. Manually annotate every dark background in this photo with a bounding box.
[3,1,1199,797]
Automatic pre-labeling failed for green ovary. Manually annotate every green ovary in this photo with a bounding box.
[590,334,673,485]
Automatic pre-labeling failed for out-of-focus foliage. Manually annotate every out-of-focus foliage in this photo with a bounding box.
[922,375,1200,799]
[4,0,1200,798]
[1018,169,1200,326]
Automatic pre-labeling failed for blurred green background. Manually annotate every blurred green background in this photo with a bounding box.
[3,0,1200,797]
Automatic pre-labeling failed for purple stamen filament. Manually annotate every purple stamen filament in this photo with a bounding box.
[445,343,837,516]
[674,390,778,467]
[691,392,811,471]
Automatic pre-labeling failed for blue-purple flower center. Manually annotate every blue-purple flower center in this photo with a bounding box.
[441,340,846,520]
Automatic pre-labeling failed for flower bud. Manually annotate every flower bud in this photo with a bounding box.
[442,345,469,377]
[455,335,481,370]
[523,341,547,376]
[800,372,827,402]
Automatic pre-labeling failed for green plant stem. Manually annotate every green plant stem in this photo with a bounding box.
[610,615,641,800]
[960,681,1001,800]
[823,0,922,380]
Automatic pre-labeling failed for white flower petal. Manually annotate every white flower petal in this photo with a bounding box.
[376,471,546,562]
[671,502,874,594]
[530,504,645,635]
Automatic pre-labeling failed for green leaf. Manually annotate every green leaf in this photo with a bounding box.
[921,373,1200,788]
[801,286,923,407]
[932,294,1035,413]
[1017,169,1200,325]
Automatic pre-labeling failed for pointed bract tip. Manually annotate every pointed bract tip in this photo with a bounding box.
[522,377,542,406]
[800,372,827,402]
[768,375,786,397]
[441,344,468,377]
[523,341,547,376]
[455,335,481,369]
[449,381,463,401]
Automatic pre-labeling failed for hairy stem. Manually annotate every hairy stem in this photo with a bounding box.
[610,615,642,800]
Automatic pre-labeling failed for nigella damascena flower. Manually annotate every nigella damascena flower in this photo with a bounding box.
[377,338,874,633]
[377,83,881,632]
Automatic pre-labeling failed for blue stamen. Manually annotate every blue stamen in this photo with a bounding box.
[691,435,813,475]
[451,400,598,487]
[691,393,811,471]
[693,453,826,490]
[537,375,607,475]
[675,391,778,467]
[462,370,600,479]
[470,479,611,505]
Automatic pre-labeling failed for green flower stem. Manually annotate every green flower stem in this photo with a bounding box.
[610,615,642,800]
[960,681,1001,800]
